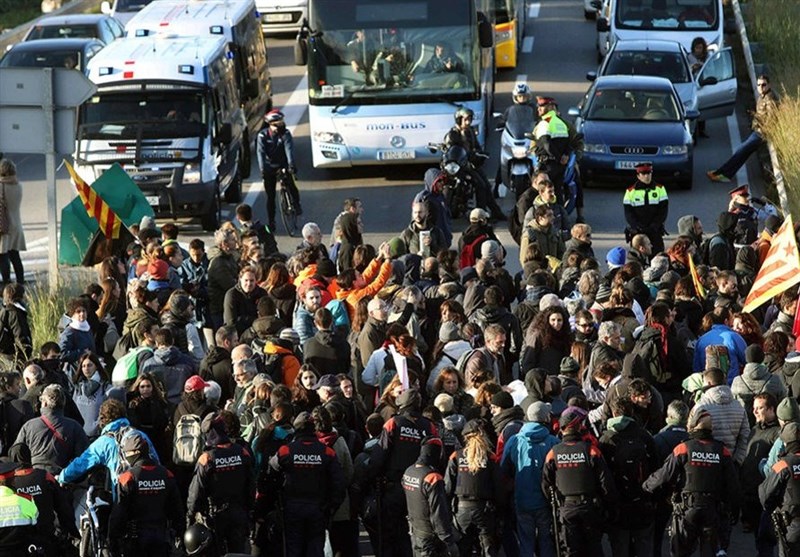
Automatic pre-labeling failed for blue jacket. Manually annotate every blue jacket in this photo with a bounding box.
[692,324,748,384]
[500,422,559,512]
[58,417,159,498]
[292,304,317,344]
[58,326,96,365]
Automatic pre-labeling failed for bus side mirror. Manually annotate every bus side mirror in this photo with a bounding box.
[294,38,307,66]
[214,123,232,146]
[596,18,609,32]
[477,15,493,48]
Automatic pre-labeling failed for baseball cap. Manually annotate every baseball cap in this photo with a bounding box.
[312,374,339,390]
[184,375,210,393]
[469,208,489,223]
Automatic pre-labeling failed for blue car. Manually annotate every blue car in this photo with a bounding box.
[568,74,698,189]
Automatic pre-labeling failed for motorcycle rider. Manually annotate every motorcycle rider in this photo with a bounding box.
[497,83,537,198]
[257,109,302,231]
[445,107,506,221]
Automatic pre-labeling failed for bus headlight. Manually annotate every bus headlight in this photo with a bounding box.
[314,131,344,144]
[183,164,201,184]
[661,145,688,155]
[495,29,513,43]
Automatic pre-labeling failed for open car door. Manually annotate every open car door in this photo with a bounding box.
[696,47,737,120]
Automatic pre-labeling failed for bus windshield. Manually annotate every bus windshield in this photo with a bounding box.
[615,0,718,31]
[307,0,480,105]
[80,91,206,139]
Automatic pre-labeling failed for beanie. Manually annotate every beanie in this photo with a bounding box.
[781,422,800,445]
[490,391,514,410]
[596,282,612,303]
[606,246,626,268]
[439,321,462,343]
[559,356,580,375]
[745,344,765,364]
[316,258,336,278]
[388,237,407,258]
[778,397,800,422]
[481,240,502,262]
[397,389,422,411]
[526,401,551,423]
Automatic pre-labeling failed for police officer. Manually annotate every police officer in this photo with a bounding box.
[623,162,669,254]
[727,184,759,248]
[369,388,438,557]
[403,436,460,557]
[542,405,618,556]
[444,419,502,557]
[759,421,800,556]
[6,443,76,557]
[445,107,505,221]
[270,411,345,557]
[643,409,740,557]
[257,109,302,231]
[109,431,183,557]
[187,412,255,554]
[0,461,39,557]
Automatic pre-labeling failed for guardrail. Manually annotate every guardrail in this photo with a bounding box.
[731,0,788,213]
[0,0,101,51]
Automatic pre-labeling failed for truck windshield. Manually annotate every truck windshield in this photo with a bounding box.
[79,92,206,139]
[307,0,479,105]
[615,0,718,31]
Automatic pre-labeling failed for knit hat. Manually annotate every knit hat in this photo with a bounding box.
[147,259,169,280]
[470,208,489,223]
[481,240,502,262]
[746,344,765,364]
[596,282,612,303]
[397,388,422,411]
[252,373,272,389]
[490,391,514,409]
[388,237,407,258]
[433,393,454,414]
[559,356,580,375]
[316,258,336,278]
[777,397,800,422]
[279,328,300,346]
[439,321,462,343]
[606,246,626,269]
[139,215,156,231]
[459,267,478,285]
[539,293,563,311]
[642,255,670,282]
[558,405,588,431]
[526,401,551,423]
[184,375,210,393]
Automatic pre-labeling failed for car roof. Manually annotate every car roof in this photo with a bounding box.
[8,38,105,52]
[609,39,685,54]
[594,75,676,91]
[29,14,113,26]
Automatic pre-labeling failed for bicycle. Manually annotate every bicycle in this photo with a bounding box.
[277,167,300,237]
[78,486,112,557]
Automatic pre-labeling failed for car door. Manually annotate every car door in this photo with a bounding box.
[696,47,736,119]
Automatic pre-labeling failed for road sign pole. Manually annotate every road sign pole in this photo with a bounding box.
[43,68,59,291]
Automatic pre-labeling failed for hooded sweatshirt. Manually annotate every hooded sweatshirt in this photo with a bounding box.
[677,215,703,248]
[500,421,559,511]
[780,352,800,397]
[694,385,751,464]
[731,362,787,419]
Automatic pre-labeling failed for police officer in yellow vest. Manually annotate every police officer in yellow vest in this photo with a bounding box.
[0,461,40,557]
[623,162,669,254]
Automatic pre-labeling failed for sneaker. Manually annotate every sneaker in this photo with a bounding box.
[707,170,731,183]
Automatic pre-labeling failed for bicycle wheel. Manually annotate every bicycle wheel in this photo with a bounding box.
[279,178,299,237]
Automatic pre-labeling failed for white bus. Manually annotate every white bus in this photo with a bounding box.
[295,0,495,168]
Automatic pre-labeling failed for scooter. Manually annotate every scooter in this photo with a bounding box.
[426,142,486,219]
[495,105,537,200]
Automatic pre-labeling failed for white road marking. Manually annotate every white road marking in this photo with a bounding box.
[725,112,749,185]
[522,36,534,53]
[283,74,309,134]
[529,3,540,18]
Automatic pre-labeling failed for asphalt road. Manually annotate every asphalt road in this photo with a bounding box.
[3,0,772,554]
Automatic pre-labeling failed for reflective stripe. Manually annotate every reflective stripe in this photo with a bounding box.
[623,185,667,206]
[0,485,38,526]
[533,111,569,139]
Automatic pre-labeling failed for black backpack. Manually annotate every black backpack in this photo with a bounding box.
[606,431,654,529]
[628,335,667,385]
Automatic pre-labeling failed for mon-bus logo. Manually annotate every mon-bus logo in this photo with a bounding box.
[365,122,427,131]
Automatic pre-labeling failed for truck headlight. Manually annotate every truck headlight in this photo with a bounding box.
[183,164,201,184]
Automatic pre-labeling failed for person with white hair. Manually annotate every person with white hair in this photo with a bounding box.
[204,380,222,407]
[296,222,329,261]
[230,358,258,416]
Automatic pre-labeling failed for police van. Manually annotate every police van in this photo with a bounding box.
[73,36,246,230]
[125,0,273,177]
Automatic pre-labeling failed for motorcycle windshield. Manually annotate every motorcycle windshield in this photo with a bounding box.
[504,105,536,140]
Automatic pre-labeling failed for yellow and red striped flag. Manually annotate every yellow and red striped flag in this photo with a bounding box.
[688,254,706,299]
[743,215,800,313]
[64,160,122,239]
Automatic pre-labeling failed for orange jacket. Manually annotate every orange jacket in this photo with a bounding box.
[264,340,302,387]
[336,258,393,321]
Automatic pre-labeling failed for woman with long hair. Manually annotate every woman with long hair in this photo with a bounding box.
[98,277,125,333]
[445,419,500,557]
[440,299,467,326]
[665,236,694,277]
[764,331,790,375]
[263,262,297,324]
[431,367,474,415]
[732,312,764,348]
[520,305,573,375]
[127,372,171,461]
[570,340,592,388]
[291,364,321,415]
[72,351,110,436]
[375,375,404,422]
[362,323,424,398]
[465,381,502,425]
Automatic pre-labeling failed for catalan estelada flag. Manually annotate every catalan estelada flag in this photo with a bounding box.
[688,254,706,300]
[743,215,800,313]
[64,160,122,239]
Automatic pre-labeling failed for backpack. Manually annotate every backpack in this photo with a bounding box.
[455,348,482,378]
[326,299,351,337]
[112,330,137,361]
[172,413,204,466]
[607,431,653,527]
[705,344,730,375]
[628,335,668,385]
[460,233,488,269]
[262,352,287,384]
[109,425,139,476]
[698,233,725,266]
[111,346,154,387]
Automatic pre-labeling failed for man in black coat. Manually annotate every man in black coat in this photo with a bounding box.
[303,308,350,376]
[199,325,237,405]
[0,371,34,457]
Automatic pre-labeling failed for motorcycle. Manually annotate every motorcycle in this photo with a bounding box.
[495,104,537,200]
[426,142,487,219]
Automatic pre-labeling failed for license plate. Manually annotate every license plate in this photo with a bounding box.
[378,150,415,161]
[265,13,293,22]
[615,160,639,170]
[145,195,159,206]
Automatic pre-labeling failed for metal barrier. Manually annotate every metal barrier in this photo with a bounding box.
[0,0,101,51]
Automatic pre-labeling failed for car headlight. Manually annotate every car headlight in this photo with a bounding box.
[444,162,460,175]
[183,164,201,184]
[495,29,513,43]
[661,145,688,155]
[584,143,607,153]
[511,145,529,158]
[313,131,344,144]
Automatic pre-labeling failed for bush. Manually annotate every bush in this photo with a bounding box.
[27,274,90,356]
[0,0,40,31]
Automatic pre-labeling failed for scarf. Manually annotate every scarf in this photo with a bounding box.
[69,319,91,332]
[77,371,103,397]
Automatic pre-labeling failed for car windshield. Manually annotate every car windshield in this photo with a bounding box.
[615,0,718,31]
[587,87,681,121]
[80,92,206,139]
[605,50,690,82]
[0,48,82,70]
[26,24,97,40]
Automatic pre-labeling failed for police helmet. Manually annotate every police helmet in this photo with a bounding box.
[184,523,212,555]
[454,107,474,125]
[265,109,285,124]
[120,431,148,460]
[512,82,532,104]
